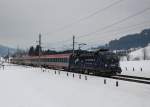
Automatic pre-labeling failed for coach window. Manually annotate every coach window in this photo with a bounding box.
[55,58,57,62]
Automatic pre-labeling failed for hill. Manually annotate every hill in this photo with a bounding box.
[0,45,16,56]
[108,28,150,50]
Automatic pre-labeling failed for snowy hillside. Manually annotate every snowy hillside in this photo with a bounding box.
[0,45,16,56]
[129,45,150,60]
[121,44,150,61]
[0,63,150,107]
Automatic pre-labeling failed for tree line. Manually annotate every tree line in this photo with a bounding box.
[28,45,57,56]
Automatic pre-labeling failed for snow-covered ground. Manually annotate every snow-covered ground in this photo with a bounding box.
[0,63,150,107]
[120,60,150,78]
[119,45,150,77]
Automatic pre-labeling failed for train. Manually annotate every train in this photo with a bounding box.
[11,50,122,76]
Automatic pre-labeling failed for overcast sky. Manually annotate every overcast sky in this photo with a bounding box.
[0,0,150,50]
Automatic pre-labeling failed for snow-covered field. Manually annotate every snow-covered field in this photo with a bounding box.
[0,63,150,107]
[119,45,150,78]
[120,60,150,78]
[129,45,150,61]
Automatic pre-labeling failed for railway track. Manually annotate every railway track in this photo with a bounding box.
[110,74,150,84]
[3,63,150,85]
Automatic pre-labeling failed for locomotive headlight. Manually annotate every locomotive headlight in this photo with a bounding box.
[105,64,108,67]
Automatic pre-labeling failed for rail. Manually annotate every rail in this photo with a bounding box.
[110,74,150,84]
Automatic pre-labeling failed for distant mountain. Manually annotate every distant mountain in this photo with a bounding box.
[108,28,150,50]
[0,45,16,56]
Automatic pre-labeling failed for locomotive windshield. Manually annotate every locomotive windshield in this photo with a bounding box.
[100,52,120,67]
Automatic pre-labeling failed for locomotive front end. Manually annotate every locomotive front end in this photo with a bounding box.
[103,52,122,75]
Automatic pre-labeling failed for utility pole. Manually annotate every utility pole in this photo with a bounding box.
[38,33,42,67]
[16,45,19,57]
[73,35,75,55]
[8,48,10,63]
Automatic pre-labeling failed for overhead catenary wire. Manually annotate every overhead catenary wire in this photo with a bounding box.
[48,20,150,51]
[45,0,125,36]
[76,7,150,40]
[45,0,126,46]
[62,22,150,51]
[85,22,150,47]
[48,7,150,48]
[79,20,150,43]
